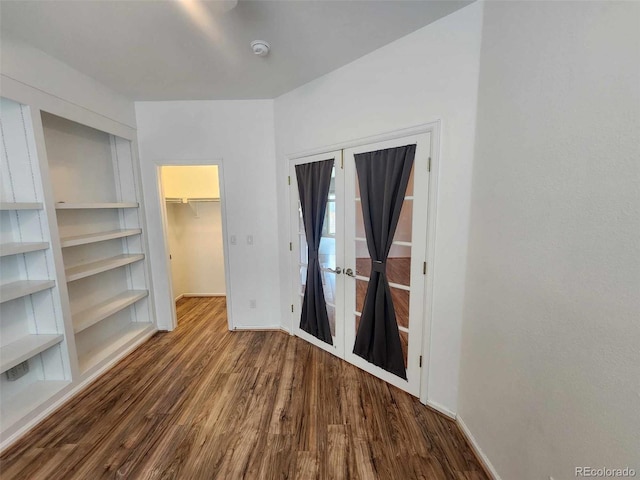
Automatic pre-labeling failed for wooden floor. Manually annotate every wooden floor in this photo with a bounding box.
[0,297,488,480]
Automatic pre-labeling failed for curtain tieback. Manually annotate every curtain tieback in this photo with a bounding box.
[308,250,319,263]
[371,260,386,273]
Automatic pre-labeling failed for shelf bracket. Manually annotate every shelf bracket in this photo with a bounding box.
[187,200,200,218]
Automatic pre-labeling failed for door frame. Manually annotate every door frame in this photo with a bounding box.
[286,121,441,402]
[147,158,233,331]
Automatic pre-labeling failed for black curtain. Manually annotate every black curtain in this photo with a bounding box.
[296,159,335,345]
[352,145,416,379]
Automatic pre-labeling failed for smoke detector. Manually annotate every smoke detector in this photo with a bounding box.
[251,40,270,57]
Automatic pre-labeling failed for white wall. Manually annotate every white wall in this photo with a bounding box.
[274,2,483,414]
[166,202,226,298]
[135,100,280,330]
[458,2,640,479]
[1,37,135,129]
[162,165,221,200]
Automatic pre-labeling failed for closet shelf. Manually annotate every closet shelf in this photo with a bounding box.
[0,334,64,374]
[165,197,220,204]
[0,380,69,431]
[78,323,154,374]
[0,280,56,304]
[55,202,138,210]
[60,229,142,248]
[65,254,144,282]
[0,242,49,257]
[73,290,149,334]
[0,202,43,211]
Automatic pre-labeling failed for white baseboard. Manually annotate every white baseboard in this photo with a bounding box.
[183,293,226,297]
[456,415,501,480]
[175,293,225,301]
[232,324,286,331]
[279,324,292,335]
[425,399,456,419]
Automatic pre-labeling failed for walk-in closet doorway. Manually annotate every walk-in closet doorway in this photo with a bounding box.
[158,164,231,329]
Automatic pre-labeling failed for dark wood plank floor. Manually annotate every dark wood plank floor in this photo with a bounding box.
[0,297,488,480]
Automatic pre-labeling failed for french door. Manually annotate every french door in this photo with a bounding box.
[290,150,346,356]
[290,133,431,396]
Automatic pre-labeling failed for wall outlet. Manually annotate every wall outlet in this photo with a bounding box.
[249,299,256,308]
[6,361,29,381]
[230,235,237,245]
[246,235,254,245]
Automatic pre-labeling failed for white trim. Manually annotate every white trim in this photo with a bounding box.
[280,324,293,335]
[419,120,441,405]
[426,399,456,419]
[174,293,185,302]
[0,75,136,139]
[287,123,436,160]
[232,325,284,331]
[456,415,501,480]
[0,327,156,453]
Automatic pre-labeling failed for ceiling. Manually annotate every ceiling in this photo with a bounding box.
[0,0,472,100]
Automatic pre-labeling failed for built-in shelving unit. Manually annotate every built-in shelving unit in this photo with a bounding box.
[0,95,155,450]
[0,98,71,445]
[42,110,153,380]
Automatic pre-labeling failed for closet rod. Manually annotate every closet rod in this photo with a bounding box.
[164,197,220,204]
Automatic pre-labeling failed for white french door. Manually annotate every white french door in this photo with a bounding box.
[290,133,431,396]
[290,150,345,357]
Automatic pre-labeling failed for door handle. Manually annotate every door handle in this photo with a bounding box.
[327,267,342,274]
[345,268,355,277]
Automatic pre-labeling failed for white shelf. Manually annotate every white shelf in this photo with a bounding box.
[78,323,154,374]
[55,202,138,210]
[0,334,64,374]
[0,202,43,211]
[165,197,220,203]
[60,229,142,248]
[0,280,56,304]
[0,242,49,257]
[65,254,144,282]
[73,290,148,334]
[0,380,69,431]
